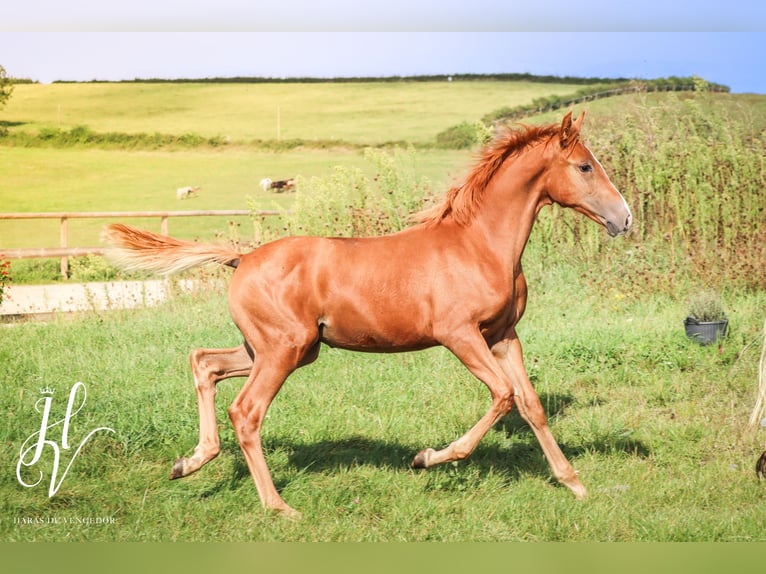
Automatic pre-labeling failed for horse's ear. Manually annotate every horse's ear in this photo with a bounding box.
[559,111,573,149]
[572,110,585,132]
[559,110,585,149]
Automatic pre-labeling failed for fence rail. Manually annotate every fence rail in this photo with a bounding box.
[0,209,278,277]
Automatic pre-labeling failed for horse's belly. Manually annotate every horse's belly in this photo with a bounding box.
[319,312,437,353]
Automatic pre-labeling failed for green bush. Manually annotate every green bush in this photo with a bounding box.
[1,125,226,150]
[7,258,60,284]
[480,76,729,125]
[68,254,120,282]
[66,124,94,144]
[435,121,492,149]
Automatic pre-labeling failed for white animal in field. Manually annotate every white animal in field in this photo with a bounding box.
[259,178,273,192]
[176,186,200,200]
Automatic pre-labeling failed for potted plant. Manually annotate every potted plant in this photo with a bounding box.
[684,290,728,345]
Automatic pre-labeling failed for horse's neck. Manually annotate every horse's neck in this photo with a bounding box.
[466,159,546,268]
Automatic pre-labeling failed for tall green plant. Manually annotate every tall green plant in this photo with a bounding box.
[531,93,766,293]
[250,146,433,242]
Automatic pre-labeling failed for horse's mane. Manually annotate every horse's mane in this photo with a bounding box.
[415,122,562,226]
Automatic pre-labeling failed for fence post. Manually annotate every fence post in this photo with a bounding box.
[60,216,69,278]
[161,215,169,235]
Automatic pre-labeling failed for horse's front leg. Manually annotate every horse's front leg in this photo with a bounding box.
[170,344,253,479]
[492,335,587,500]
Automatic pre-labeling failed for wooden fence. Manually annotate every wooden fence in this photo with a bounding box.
[0,210,280,277]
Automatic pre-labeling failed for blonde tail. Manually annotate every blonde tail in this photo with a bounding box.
[102,223,241,276]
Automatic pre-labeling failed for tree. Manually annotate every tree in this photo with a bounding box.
[0,65,14,110]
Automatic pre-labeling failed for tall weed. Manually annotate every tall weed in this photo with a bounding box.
[250,146,433,242]
[532,92,766,294]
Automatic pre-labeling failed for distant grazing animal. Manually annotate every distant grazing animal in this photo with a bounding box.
[260,178,296,193]
[270,178,296,192]
[104,112,632,518]
[176,186,200,200]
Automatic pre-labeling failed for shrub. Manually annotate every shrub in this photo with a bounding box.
[68,254,119,282]
[66,124,94,144]
[435,121,492,149]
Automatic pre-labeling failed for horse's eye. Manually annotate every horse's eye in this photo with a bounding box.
[579,163,592,173]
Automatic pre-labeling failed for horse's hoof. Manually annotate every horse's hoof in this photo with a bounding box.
[278,506,302,520]
[169,458,186,480]
[411,448,434,469]
[756,451,766,479]
[563,477,587,500]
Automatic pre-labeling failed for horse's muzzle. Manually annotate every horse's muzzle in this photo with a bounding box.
[606,210,632,237]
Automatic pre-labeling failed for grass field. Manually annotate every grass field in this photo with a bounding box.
[2,81,584,144]
[1,270,765,541]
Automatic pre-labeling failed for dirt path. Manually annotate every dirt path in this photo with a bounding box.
[0,280,194,317]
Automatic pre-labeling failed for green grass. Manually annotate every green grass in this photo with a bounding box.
[1,274,764,541]
[3,81,585,145]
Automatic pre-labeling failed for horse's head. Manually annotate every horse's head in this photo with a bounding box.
[544,111,632,237]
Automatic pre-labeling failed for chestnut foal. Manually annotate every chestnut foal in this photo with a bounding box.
[105,111,632,517]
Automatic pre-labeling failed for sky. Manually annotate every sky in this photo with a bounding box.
[1,2,765,94]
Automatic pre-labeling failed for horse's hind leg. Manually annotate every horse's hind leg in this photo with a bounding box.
[228,338,321,518]
[170,344,253,480]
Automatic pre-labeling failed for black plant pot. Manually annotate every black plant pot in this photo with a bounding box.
[684,317,728,345]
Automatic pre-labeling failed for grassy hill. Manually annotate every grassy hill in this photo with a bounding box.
[1,80,586,145]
